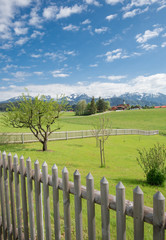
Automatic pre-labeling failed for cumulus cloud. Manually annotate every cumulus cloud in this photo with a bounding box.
[161,42,166,48]
[31,54,41,58]
[15,37,29,45]
[136,27,163,43]
[95,27,108,34]
[139,43,157,51]
[63,24,80,31]
[43,6,58,20]
[83,0,101,7]
[98,75,126,81]
[51,70,69,78]
[102,49,129,62]
[123,7,149,18]
[56,4,86,19]
[82,19,91,24]
[105,0,124,5]
[11,71,31,79]
[89,64,98,67]
[106,14,117,21]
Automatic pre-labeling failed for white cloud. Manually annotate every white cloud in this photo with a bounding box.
[157,4,166,11]
[84,0,101,7]
[0,43,13,49]
[56,4,86,19]
[136,27,163,43]
[1,73,166,101]
[123,7,149,19]
[162,33,166,37]
[31,30,44,39]
[15,37,29,45]
[89,64,98,67]
[31,54,41,58]
[161,42,166,48]
[105,0,124,5]
[11,71,31,79]
[14,27,28,35]
[43,6,58,20]
[103,49,129,62]
[82,19,91,25]
[140,43,157,51]
[98,75,126,80]
[34,72,43,75]
[64,50,76,56]
[51,70,69,78]
[63,24,80,31]
[29,7,42,28]
[95,27,108,34]
[106,14,117,21]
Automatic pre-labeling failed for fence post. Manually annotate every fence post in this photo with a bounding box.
[3,151,12,240]
[0,151,7,240]
[26,157,35,240]
[116,182,126,240]
[34,160,44,240]
[153,191,165,240]
[133,186,144,240]
[13,154,22,240]
[42,162,51,240]
[74,170,83,240]
[20,156,29,240]
[52,164,61,240]
[8,153,17,240]
[86,173,96,240]
[100,177,110,240]
[62,167,71,240]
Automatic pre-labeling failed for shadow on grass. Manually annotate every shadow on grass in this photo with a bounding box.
[0,143,40,153]
[112,177,147,186]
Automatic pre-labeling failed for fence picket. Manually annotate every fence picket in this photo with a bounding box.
[13,154,22,240]
[8,153,17,240]
[42,162,51,240]
[20,156,29,240]
[3,151,12,240]
[133,186,144,240]
[100,177,110,240]
[0,151,7,240]
[34,160,44,240]
[52,164,61,240]
[116,182,126,240]
[153,191,165,240]
[62,167,71,240]
[86,173,96,240]
[26,157,35,240]
[74,170,83,240]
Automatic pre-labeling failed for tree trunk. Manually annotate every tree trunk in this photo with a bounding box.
[42,140,48,151]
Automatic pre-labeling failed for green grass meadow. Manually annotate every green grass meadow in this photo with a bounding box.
[0,108,166,239]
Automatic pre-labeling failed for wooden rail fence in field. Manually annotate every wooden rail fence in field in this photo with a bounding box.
[0,151,165,240]
[0,129,159,144]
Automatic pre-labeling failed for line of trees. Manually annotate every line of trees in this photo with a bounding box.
[75,97,111,116]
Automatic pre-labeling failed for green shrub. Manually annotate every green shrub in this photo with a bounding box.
[136,143,166,185]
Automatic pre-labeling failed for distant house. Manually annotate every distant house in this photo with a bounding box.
[111,103,130,111]
[154,106,166,108]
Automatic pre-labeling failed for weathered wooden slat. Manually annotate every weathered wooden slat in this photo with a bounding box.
[100,177,110,240]
[133,186,144,240]
[3,151,12,240]
[20,156,29,240]
[42,162,51,240]
[13,154,22,240]
[116,182,126,240]
[52,164,60,240]
[34,160,44,240]
[153,191,165,240]
[0,151,7,240]
[8,153,17,240]
[26,157,35,240]
[62,167,71,240]
[86,173,95,240]
[74,170,83,240]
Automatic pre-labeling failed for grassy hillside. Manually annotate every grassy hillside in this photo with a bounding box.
[0,108,166,134]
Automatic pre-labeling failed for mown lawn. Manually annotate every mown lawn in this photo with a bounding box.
[1,134,166,239]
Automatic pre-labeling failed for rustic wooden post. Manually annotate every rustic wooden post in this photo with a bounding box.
[100,177,110,240]
[20,156,29,240]
[116,182,126,240]
[0,151,7,240]
[3,151,12,240]
[86,173,96,240]
[153,191,165,240]
[34,160,44,240]
[74,170,83,240]
[52,164,61,240]
[8,153,17,240]
[26,157,35,240]
[133,186,144,240]
[42,162,51,240]
[62,167,71,240]
[13,154,22,240]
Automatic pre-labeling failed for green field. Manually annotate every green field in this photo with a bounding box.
[0,108,166,239]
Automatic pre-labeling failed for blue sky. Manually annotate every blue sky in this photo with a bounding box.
[0,0,166,101]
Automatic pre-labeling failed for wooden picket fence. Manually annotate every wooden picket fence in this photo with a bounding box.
[0,129,159,144]
[0,151,165,240]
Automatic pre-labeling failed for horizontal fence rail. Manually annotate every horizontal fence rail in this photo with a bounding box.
[0,151,165,240]
[0,129,159,144]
